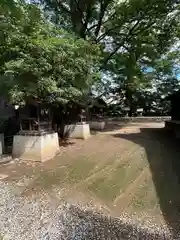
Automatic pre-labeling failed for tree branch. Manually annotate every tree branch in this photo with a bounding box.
[86,10,116,34]
[97,17,142,43]
[94,0,109,38]
[74,0,86,23]
[57,0,70,14]
[101,45,121,69]
[68,0,87,38]
[97,25,121,42]
[83,1,94,38]
[134,20,156,35]
[102,19,142,67]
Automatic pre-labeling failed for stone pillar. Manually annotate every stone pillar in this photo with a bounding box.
[12,131,59,162]
[64,123,90,139]
[88,121,106,130]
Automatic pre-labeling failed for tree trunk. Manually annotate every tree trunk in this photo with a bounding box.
[128,104,133,117]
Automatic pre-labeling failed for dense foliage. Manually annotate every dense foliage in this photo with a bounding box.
[0,0,100,105]
[38,0,180,115]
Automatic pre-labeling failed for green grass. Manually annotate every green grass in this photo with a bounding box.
[66,157,96,184]
[129,178,157,211]
[88,150,148,203]
[27,157,96,192]
[34,169,67,190]
[88,163,127,202]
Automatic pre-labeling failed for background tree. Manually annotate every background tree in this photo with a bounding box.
[38,0,179,61]
[102,0,180,115]
[37,0,180,116]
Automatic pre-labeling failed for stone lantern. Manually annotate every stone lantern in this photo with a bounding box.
[12,100,59,162]
[64,108,90,139]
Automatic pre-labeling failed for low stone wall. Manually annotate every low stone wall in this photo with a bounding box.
[107,116,171,122]
[64,124,90,139]
[12,132,59,162]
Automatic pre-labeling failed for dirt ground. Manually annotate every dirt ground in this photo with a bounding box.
[1,121,180,235]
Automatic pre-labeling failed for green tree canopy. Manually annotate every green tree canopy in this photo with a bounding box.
[0,0,101,105]
[38,0,180,115]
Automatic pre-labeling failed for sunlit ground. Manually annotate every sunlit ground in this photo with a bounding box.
[1,122,180,235]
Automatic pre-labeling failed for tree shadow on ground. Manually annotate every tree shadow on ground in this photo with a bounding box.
[112,127,180,238]
[103,122,127,131]
[62,204,170,239]
[59,138,75,147]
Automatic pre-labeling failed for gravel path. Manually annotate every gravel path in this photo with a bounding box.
[0,180,176,240]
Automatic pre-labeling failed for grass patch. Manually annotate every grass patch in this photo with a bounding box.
[130,178,157,211]
[66,157,96,184]
[88,163,127,202]
[30,157,96,191]
[35,169,67,189]
[88,150,148,203]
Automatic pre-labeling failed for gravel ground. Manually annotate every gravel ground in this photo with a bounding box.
[0,180,177,240]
